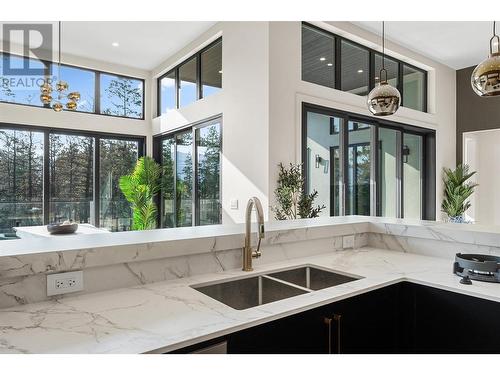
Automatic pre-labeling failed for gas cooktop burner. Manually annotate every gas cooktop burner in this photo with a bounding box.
[453,253,500,284]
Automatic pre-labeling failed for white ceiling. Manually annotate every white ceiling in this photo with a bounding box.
[59,22,216,71]
[352,21,494,70]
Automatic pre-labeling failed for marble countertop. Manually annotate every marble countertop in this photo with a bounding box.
[14,224,108,239]
[1,247,499,354]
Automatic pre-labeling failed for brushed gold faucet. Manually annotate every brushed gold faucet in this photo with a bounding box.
[242,197,265,271]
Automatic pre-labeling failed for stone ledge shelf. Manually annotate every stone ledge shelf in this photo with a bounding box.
[1,216,500,280]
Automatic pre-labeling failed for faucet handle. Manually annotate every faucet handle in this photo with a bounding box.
[252,249,262,259]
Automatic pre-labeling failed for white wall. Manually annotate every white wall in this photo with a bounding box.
[151,22,270,224]
[268,21,456,219]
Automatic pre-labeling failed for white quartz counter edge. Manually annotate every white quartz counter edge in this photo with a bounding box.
[1,247,499,354]
[3,216,500,280]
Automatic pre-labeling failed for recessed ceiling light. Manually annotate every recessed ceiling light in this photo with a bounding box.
[111,42,119,47]
[357,69,364,73]
[327,63,333,67]
[319,57,326,61]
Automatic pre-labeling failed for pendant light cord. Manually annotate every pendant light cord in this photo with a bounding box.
[382,21,385,69]
[494,21,496,37]
[58,21,61,82]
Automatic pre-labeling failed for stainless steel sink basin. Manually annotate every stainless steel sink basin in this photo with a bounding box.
[193,275,309,310]
[192,265,362,310]
[268,265,359,291]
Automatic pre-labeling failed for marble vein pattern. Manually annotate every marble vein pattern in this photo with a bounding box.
[2,248,500,354]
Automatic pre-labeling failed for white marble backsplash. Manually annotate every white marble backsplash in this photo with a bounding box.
[3,215,500,310]
[0,234,362,309]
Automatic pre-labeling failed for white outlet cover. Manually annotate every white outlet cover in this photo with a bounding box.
[342,235,355,249]
[47,270,84,296]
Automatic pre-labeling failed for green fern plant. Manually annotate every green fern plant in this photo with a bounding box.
[119,156,163,230]
[272,162,326,220]
[441,164,478,220]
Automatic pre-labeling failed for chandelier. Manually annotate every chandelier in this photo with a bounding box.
[471,21,500,97]
[367,21,401,116]
[40,21,80,111]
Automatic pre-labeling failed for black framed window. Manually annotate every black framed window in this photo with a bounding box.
[178,58,198,109]
[302,103,435,220]
[154,117,222,228]
[402,64,426,112]
[157,38,222,116]
[301,23,427,112]
[100,73,144,119]
[201,40,222,98]
[341,40,370,96]
[0,128,44,234]
[301,24,335,88]
[0,123,145,235]
[0,52,145,119]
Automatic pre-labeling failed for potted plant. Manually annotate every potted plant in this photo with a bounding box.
[119,156,163,230]
[441,164,478,223]
[272,162,325,220]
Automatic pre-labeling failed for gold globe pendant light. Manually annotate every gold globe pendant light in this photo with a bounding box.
[471,21,500,97]
[40,21,80,111]
[367,21,401,116]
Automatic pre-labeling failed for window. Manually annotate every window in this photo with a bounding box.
[378,127,398,218]
[403,133,423,219]
[178,58,197,108]
[0,124,144,235]
[0,52,144,119]
[99,138,139,231]
[341,41,369,95]
[303,103,435,220]
[201,40,222,97]
[196,123,221,225]
[100,73,144,118]
[176,130,193,227]
[346,121,373,215]
[159,70,176,114]
[0,54,46,106]
[0,128,44,234]
[301,23,427,112]
[302,24,335,88]
[156,117,222,228]
[55,64,96,113]
[403,65,426,112]
[49,133,94,224]
[157,38,222,115]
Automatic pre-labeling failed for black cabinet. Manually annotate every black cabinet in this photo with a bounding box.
[227,284,402,354]
[172,281,500,354]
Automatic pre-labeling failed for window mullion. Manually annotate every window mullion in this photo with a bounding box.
[95,72,101,114]
[43,131,50,225]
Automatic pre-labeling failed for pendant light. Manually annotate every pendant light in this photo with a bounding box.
[471,21,500,97]
[367,21,400,116]
[40,21,80,111]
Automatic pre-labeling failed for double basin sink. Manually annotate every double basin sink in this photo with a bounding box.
[191,265,361,310]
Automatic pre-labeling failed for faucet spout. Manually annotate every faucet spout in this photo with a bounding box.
[242,197,265,271]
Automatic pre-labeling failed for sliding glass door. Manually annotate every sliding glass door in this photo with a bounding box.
[157,117,222,228]
[0,124,144,234]
[303,104,433,220]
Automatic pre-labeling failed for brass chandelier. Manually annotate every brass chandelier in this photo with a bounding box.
[367,21,401,116]
[471,21,500,97]
[40,21,80,111]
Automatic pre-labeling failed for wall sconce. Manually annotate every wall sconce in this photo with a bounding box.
[315,154,323,168]
[402,145,410,163]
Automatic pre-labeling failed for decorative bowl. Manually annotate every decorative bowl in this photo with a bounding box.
[47,223,78,235]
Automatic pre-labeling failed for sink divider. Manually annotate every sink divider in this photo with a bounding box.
[261,274,314,293]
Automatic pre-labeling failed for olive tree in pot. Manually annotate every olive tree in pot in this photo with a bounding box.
[271,163,326,220]
[441,164,478,223]
[119,156,163,230]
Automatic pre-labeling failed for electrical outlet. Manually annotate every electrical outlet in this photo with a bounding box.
[342,235,355,249]
[47,270,83,296]
[230,199,239,210]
